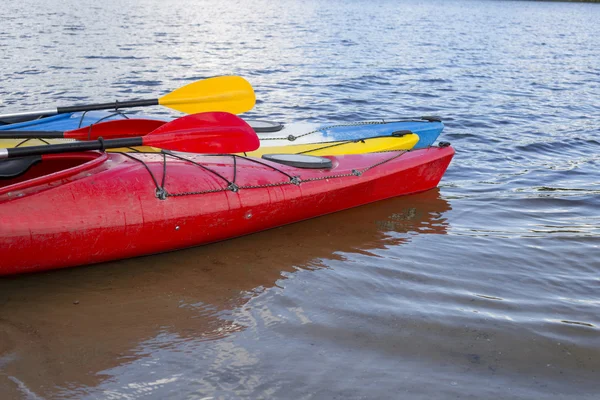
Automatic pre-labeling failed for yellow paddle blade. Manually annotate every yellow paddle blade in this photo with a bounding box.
[158,76,255,115]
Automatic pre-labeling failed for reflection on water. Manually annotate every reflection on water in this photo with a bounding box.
[0,190,450,398]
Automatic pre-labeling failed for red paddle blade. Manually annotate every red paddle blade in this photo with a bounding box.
[142,112,260,153]
[63,119,167,140]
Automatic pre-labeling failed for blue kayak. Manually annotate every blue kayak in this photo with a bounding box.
[0,111,444,149]
[0,111,144,131]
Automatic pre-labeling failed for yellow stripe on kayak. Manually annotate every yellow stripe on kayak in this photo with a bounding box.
[0,134,418,156]
[244,134,419,157]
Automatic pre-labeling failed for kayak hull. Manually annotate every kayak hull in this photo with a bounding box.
[0,146,454,275]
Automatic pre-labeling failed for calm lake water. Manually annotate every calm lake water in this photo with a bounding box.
[1,0,600,398]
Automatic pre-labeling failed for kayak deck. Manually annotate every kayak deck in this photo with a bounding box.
[0,134,420,156]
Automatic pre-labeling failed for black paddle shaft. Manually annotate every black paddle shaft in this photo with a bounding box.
[0,131,66,139]
[3,137,143,159]
[56,99,158,113]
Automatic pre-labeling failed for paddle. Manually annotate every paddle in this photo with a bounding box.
[0,112,260,159]
[0,119,167,140]
[0,76,256,120]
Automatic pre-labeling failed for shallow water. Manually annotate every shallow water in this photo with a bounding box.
[1,0,600,398]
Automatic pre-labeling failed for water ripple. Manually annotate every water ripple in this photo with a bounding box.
[1,0,600,399]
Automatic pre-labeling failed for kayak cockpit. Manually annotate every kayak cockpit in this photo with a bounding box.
[0,152,107,195]
[0,156,42,179]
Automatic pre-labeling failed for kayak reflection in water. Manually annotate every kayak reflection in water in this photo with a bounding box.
[0,188,450,398]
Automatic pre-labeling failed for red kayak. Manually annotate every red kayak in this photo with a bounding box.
[0,146,454,275]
